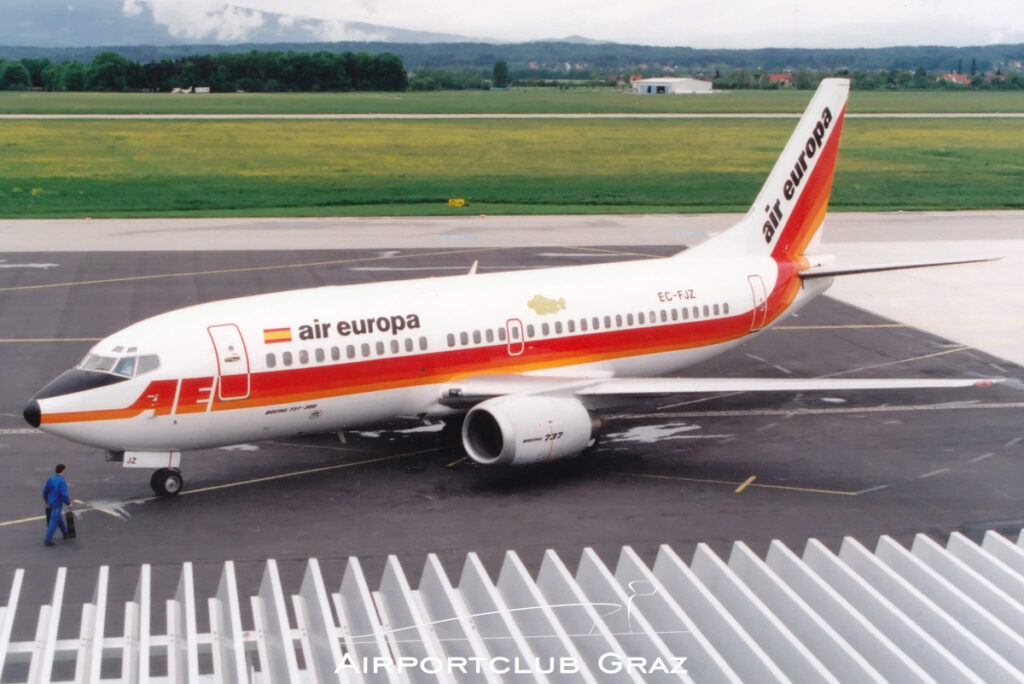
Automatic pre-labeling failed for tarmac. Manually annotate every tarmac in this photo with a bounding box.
[0,214,1021,645]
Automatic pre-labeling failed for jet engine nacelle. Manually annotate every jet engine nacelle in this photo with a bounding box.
[462,395,600,466]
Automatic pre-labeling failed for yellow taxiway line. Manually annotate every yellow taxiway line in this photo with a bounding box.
[622,471,859,497]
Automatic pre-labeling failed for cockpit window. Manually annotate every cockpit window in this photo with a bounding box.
[79,353,160,378]
[80,354,117,373]
[113,356,137,378]
[137,355,160,375]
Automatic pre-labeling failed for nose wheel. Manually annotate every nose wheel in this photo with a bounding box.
[151,468,183,497]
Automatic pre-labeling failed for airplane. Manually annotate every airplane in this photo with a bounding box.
[23,78,999,496]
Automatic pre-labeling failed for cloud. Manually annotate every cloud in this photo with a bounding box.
[121,0,1024,47]
[122,0,265,42]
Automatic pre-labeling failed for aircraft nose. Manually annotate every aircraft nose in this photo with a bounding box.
[23,398,41,428]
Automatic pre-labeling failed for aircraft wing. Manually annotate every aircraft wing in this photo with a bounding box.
[440,374,1001,408]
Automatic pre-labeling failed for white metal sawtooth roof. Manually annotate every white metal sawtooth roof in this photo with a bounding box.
[2,528,1024,682]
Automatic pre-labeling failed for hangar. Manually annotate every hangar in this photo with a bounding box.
[631,77,712,94]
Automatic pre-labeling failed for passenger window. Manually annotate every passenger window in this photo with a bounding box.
[315,348,325,363]
[390,339,400,353]
[419,337,428,350]
[361,343,370,358]
[447,333,456,348]
[661,310,668,322]
[299,350,309,365]
[283,351,293,366]
[691,306,699,318]
[580,318,588,331]
[137,355,161,375]
[405,338,414,352]
[670,309,678,321]
[376,341,385,355]
[541,322,550,336]
[555,321,563,334]
[460,332,469,345]
[485,329,494,343]
[603,316,611,328]
[637,312,645,324]
[473,330,481,344]
[682,308,689,320]
[615,314,623,327]
[703,305,710,317]
[346,345,356,359]
[266,353,276,368]
[331,346,340,361]
[527,325,535,338]
[567,320,575,333]
[723,302,730,314]
[498,328,508,341]
[713,304,720,316]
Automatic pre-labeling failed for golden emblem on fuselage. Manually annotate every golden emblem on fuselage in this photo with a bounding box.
[528,295,566,315]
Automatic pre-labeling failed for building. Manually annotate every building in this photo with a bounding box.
[631,76,712,94]
[941,72,971,85]
[768,73,795,87]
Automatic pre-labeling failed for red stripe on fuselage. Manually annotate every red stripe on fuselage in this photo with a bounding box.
[42,311,755,424]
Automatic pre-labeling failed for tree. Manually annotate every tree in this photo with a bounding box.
[492,60,509,88]
[40,63,59,91]
[59,61,85,91]
[19,58,50,87]
[85,51,130,91]
[0,60,32,90]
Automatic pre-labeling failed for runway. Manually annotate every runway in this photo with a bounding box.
[2,112,1023,120]
[0,221,1022,642]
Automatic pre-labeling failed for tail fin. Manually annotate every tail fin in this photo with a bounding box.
[703,78,849,259]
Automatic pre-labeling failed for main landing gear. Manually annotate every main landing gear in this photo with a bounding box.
[151,468,183,497]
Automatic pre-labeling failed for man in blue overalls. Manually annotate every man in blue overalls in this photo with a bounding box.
[43,463,72,546]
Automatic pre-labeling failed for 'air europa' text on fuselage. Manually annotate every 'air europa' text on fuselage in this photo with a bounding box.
[296,314,422,341]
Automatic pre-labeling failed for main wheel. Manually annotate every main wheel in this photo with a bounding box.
[151,468,183,496]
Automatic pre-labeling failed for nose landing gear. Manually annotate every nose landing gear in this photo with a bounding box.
[150,468,183,497]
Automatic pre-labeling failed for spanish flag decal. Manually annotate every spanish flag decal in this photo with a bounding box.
[263,327,292,344]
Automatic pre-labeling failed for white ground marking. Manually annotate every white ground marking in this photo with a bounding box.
[0,428,40,435]
[820,397,847,404]
[1006,437,1022,448]
[917,467,952,479]
[605,423,732,444]
[856,484,891,495]
[81,498,140,520]
[219,443,260,451]
[969,453,995,463]
[0,259,58,269]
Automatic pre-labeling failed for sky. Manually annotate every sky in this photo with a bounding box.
[121,0,1024,47]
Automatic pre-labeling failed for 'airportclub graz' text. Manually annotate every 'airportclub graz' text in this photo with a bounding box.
[762,105,834,244]
[298,313,421,340]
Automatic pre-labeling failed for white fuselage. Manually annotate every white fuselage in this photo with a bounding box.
[33,248,827,451]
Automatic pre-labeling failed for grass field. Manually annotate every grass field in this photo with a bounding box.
[1,117,1021,217]
[2,89,1024,115]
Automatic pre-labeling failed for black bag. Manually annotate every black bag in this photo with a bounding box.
[64,509,76,539]
[44,506,76,538]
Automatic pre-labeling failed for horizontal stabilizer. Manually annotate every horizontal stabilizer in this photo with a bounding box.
[799,256,999,279]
